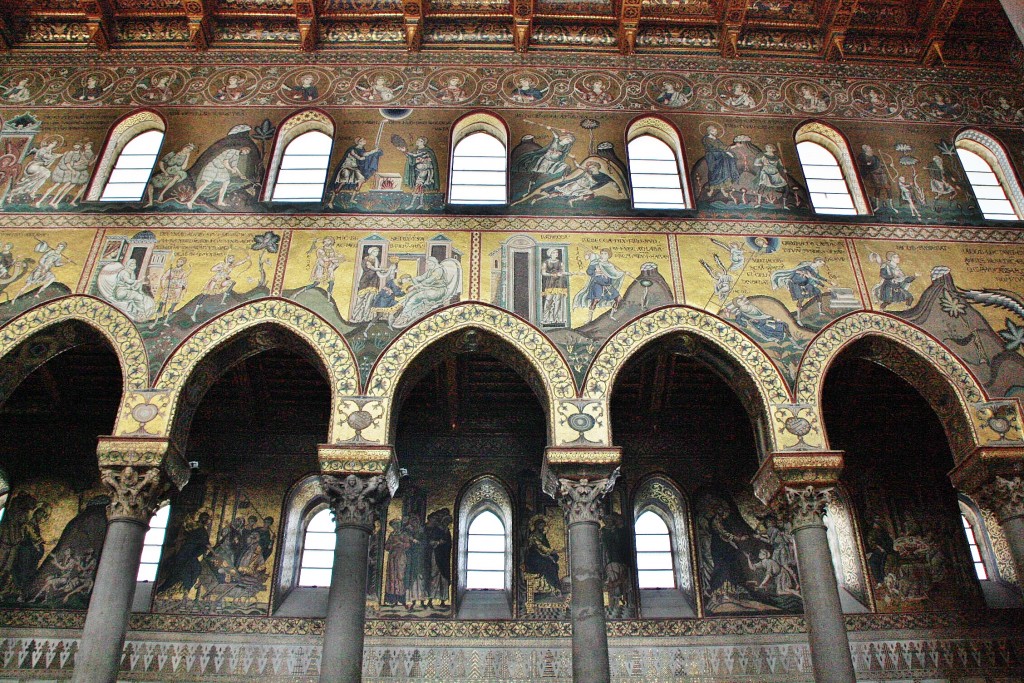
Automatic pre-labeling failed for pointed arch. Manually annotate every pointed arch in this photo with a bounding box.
[155,299,358,444]
[584,305,790,454]
[626,115,692,210]
[955,129,1024,220]
[448,111,509,206]
[797,312,985,461]
[262,109,336,203]
[794,120,869,216]
[366,303,574,445]
[0,295,149,393]
[85,109,167,202]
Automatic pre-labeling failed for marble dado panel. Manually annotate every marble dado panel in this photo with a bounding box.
[0,631,1021,681]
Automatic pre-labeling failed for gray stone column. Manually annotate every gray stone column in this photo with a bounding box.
[319,473,389,683]
[780,486,855,683]
[72,465,170,683]
[999,0,1024,50]
[550,470,619,683]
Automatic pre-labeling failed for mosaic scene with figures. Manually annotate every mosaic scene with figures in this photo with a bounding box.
[2,0,1024,680]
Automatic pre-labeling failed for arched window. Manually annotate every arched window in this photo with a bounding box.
[626,117,689,210]
[86,110,166,203]
[632,477,695,617]
[449,113,508,205]
[794,122,868,216]
[634,509,673,588]
[961,513,988,580]
[137,503,171,582]
[466,510,506,589]
[957,495,1022,608]
[456,476,513,618]
[264,110,335,203]
[955,131,1024,221]
[298,508,336,587]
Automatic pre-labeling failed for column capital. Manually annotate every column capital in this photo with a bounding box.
[542,456,620,526]
[950,446,1024,522]
[320,473,391,532]
[777,485,835,531]
[96,436,188,523]
[752,450,844,508]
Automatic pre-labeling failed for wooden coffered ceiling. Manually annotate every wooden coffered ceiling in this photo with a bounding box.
[0,0,1018,67]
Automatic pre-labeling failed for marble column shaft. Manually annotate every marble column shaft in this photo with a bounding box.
[782,486,856,683]
[72,466,169,683]
[552,472,619,683]
[319,473,389,683]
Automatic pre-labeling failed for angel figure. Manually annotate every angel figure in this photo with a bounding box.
[711,238,746,272]
[701,254,735,305]
[14,240,70,300]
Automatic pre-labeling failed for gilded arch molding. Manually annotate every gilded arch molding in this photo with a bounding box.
[149,300,359,443]
[582,306,793,452]
[794,311,1014,461]
[0,296,150,438]
[363,303,575,447]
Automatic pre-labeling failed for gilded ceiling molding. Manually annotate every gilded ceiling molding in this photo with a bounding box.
[582,305,791,454]
[795,311,986,460]
[2,214,1023,243]
[365,302,575,446]
[153,299,359,443]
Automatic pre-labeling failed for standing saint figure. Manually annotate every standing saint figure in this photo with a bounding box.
[571,248,630,322]
[398,137,439,210]
[383,520,412,607]
[869,251,918,310]
[350,246,384,323]
[701,126,740,203]
[299,237,343,298]
[540,248,569,326]
[153,257,191,326]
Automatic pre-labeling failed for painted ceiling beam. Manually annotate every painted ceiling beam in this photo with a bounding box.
[184,0,212,51]
[821,0,858,62]
[402,0,424,51]
[513,0,534,53]
[998,0,1024,50]
[720,0,748,58]
[296,0,319,51]
[921,0,965,66]
[617,0,642,56]
[79,0,113,51]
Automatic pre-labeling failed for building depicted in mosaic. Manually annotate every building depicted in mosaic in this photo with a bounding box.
[1,1,1024,681]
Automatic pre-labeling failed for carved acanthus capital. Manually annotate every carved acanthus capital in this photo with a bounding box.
[778,485,834,531]
[100,466,169,523]
[550,469,620,526]
[978,475,1024,522]
[320,473,390,531]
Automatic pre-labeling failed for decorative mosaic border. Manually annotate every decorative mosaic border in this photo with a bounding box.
[1,213,1023,243]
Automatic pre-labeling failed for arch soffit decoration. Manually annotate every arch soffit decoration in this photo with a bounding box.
[451,112,509,148]
[794,121,870,216]
[0,295,149,435]
[796,311,995,459]
[85,110,166,202]
[153,300,358,442]
[583,305,791,453]
[262,109,335,202]
[366,302,575,445]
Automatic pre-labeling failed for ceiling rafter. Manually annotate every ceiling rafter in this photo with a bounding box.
[921,0,966,66]
[402,0,424,51]
[79,0,114,50]
[295,0,319,51]
[720,0,748,58]
[183,0,212,51]
[512,0,534,53]
[821,0,859,62]
[617,0,642,55]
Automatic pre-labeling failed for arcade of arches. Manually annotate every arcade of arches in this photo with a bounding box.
[4,9,1024,681]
